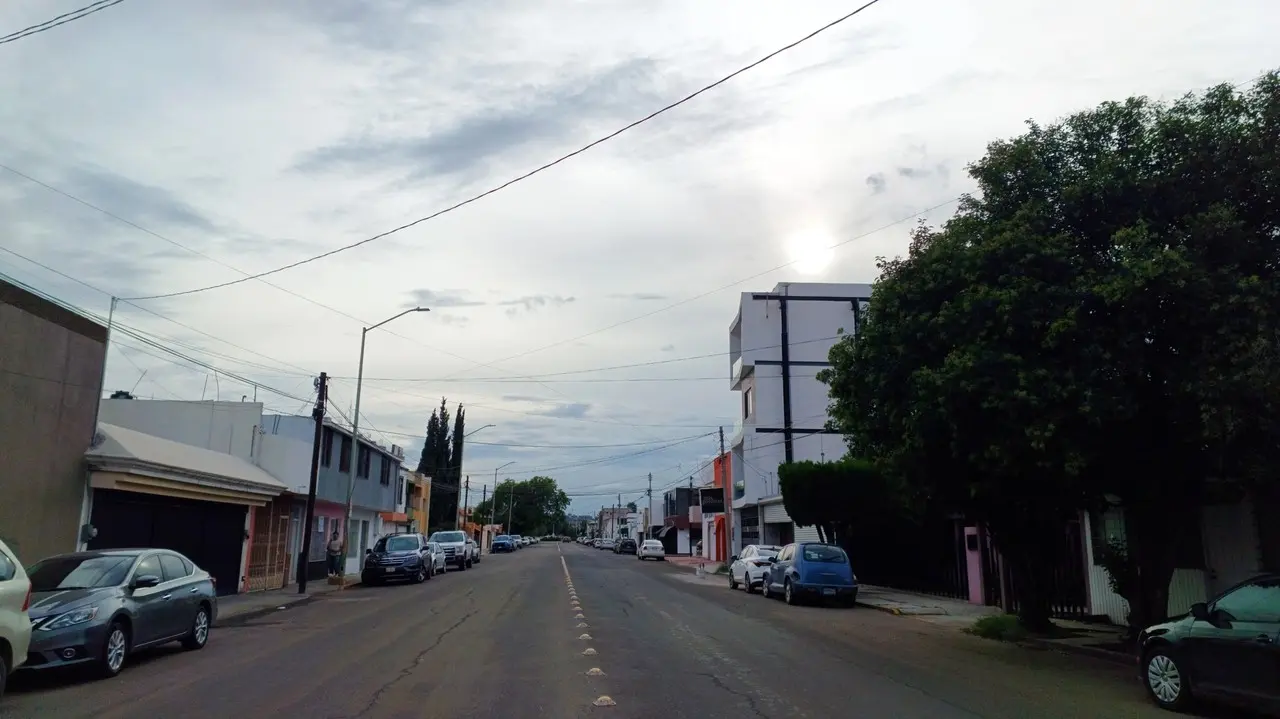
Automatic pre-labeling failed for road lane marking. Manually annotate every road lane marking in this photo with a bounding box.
[579,633,593,640]
[575,613,585,619]
[593,696,616,706]
[577,622,589,628]
[583,648,597,655]
[586,668,605,676]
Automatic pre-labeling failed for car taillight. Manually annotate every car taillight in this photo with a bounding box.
[22,581,31,612]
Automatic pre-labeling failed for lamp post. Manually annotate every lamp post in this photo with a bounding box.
[339,307,429,579]
[492,461,514,529]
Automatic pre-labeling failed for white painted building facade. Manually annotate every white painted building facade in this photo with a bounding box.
[727,282,872,555]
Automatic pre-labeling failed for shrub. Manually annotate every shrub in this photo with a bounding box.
[966,614,1029,642]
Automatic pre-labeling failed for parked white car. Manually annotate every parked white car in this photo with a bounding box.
[0,538,32,699]
[636,540,666,561]
[728,544,783,593]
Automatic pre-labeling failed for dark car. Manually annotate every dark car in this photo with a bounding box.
[362,534,435,585]
[23,549,217,678]
[491,535,515,553]
[1137,573,1280,714]
[761,542,858,607]
[614,538,637,555]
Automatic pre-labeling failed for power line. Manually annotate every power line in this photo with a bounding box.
[119,1,888,301]
[342,335,843,382]
[0,0,124,46]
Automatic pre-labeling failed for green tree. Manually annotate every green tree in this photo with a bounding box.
[823,73,1280,631]
[470,476,570,536]
[777,458,911,551]
[418,397,466,531]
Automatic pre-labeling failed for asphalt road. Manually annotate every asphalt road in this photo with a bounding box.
[2,542,1209,718]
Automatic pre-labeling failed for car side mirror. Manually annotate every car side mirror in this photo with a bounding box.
[1190,602,1210,621]
[132,574,161,589]
[730,555,737,562]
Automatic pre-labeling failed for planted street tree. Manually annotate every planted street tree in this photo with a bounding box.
[823,73,1280,631]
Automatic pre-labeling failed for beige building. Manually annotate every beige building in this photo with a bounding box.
[0,278,108,564]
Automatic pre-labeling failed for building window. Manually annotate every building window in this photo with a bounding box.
[339,436,352,472]
[358,445,371,479]
[742,387,753,419]
[380,457,391,485]
[321,428,334,467]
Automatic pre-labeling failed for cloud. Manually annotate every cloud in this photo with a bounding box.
[292,57,666,182]
[659,344,675,352]
[500,294,575,317]
[405,288,485,308]
[865,173,887,194]
[500,394,548,403]
[437,313,469,327]
[534,403,592,419]
[609,292,668,301]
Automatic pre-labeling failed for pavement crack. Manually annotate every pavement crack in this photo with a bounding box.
[340,608,479,719]
[694,671,770,719]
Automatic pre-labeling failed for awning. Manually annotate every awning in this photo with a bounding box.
[87,423,286,506]
[656,525,675,538]
[380,512,409,523]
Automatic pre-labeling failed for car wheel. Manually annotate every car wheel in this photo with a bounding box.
[0,650,8,700]
[181,604,211,650]
[1144,647,1192,711]
[413,566,427,583]
[98,621,129,678]
[745,575,757,594]
[784,579,798,605]
[728,571,739,590]
[762,579,772,599]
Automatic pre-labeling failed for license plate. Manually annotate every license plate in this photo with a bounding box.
[823,588,836,596]
[384,567,395,573]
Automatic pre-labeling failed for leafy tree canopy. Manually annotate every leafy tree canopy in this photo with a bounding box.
[822,73,1280,629]
[470,476,570,537]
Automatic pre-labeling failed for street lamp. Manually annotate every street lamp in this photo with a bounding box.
[492,461,515,529]
[465,424,496,439]
[340,307,429,578]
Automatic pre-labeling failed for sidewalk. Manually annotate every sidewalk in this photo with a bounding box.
[855,585,999,625]
[663,555,724,574]
[217,574,361,624]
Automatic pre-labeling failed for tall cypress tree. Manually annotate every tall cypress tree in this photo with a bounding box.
[426,397,454,530]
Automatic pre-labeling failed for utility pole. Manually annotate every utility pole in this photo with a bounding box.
[720,425,733,561]
[506,480,516,534]
[457,476,469,530]
[645,472,653,541]
[298,373,328,593]
[479,484,487,549]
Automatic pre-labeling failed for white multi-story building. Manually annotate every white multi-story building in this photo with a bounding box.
[727,281,871,554]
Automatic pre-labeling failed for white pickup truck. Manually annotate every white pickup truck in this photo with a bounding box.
[427,531,473,571]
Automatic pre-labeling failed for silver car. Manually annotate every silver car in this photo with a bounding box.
[427,531,472,570]
[23,549,217,678]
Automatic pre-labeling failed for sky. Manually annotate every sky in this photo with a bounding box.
[1,0,1276,514]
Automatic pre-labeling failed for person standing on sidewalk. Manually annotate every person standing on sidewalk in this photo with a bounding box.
[326,531,344,576]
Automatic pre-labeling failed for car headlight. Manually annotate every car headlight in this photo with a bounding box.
[42,606,99,631]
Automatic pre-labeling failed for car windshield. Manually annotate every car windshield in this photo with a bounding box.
[644,541,662,547]
[495,535,511,541]
[429,531,466,543]
[757,548,780,559]
[27,554,135,591]
[802,545,848,563]
[376,535,420,552]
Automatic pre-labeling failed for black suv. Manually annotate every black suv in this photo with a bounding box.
[614,538,637,555]
[362,533,434,585]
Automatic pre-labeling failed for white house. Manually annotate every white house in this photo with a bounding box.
[727,281,872,555]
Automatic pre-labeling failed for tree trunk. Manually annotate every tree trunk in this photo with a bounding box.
[1122,503,1182,633]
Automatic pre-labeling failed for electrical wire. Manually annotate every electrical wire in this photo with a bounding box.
[0,0,124,46]
[120,1,887,301]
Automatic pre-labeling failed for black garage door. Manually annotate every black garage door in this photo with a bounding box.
[90,489,246,596]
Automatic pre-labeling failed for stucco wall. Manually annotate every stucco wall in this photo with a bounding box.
[0,280,107,564]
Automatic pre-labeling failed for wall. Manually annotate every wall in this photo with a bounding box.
[256,432,314,493]
[99,399,263,461]
[1081,506,1251,625]
[729,282,869,508]
[0,279,107,564]
[263,415,400,513]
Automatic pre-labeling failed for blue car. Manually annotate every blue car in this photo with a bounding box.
[491,535,515,553]
[761,542,858,607]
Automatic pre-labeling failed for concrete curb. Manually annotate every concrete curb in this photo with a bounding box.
[217,595,316,626]
[856,600,904,615]
[1016,637,1134,666]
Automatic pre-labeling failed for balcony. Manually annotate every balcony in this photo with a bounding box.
[730,356,754,390]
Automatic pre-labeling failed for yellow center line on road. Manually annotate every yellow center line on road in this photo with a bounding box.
[561,549,616,709]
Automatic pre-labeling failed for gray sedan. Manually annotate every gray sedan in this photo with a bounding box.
[22,549,217,678]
